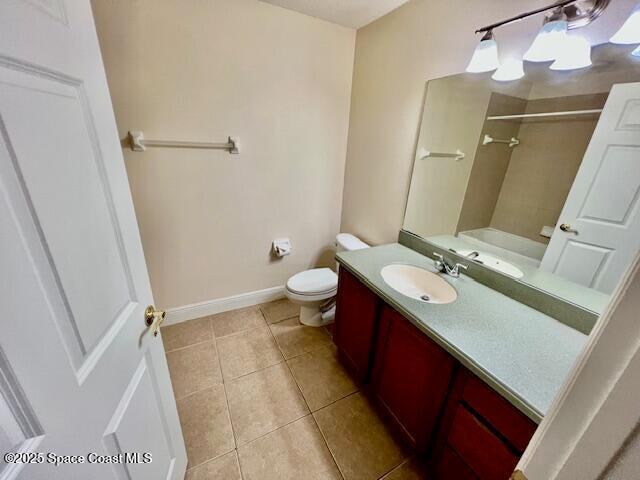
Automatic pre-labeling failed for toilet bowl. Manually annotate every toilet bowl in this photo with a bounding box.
[285,233,369,327]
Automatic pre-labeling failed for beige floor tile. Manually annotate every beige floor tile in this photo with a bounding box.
[324,324,333,338]
[166,341,222,400]
[270,318,333,359]
[314,392,408,480]
[260,299,299,324]
[162,317,212,352]
[211,306,266,338]
[237,415,341,480]
[381,458,430,480]
[217,326,284,380]
[185,451,242,480]
[287,345,357,411]
[226,363,309,445]
[177,385,235,469]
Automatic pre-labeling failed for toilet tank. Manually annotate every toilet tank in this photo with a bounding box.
[335,233,369,253]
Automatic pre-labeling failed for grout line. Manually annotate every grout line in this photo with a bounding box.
[221,382,239,451]
[376,455,423,480]
[213,322,268,341]
[269,318,335,362]
[173,383,222,403]
[313,390,360,415]
[172,302,353,478]
[184,448,237,474]
[234,448,246,480]
[163,337,213,354]
[311,408,346,480]
[212,315,240,452]
[222,357,286,384]
[273,314,350,480]
[308,387,360,414]
[235,412,312,449]
[278,340,334,362]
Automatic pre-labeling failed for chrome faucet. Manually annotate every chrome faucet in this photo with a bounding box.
[433,252,468,278]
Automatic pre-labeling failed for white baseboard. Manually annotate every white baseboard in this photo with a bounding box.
[164,285,285,326]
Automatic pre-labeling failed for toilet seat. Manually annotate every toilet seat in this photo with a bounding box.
[284,233,368,327]
[285,268,338,298]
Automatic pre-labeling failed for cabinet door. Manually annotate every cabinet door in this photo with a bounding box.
[445,406,520,480]
[430,369,537,480]
[372,305,455,452]
[333,268,380,383]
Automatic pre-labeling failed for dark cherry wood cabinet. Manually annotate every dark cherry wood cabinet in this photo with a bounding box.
[371,304,455,452]
[332,268,538,479]
[333,268,380,383]
[430,369,537,480]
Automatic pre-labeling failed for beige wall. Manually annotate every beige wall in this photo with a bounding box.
[92,0,355,308]
[340,0,638,245]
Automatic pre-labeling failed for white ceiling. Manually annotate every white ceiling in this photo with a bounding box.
[260,0,412,29]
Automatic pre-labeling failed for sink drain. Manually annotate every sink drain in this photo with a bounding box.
[420,294,431,302]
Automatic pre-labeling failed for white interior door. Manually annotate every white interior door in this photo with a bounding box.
[0,1,186,479]
[540,82,640,294]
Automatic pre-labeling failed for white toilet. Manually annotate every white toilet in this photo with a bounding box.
[285,233,369,327]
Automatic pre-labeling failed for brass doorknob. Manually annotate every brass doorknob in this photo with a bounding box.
[145,305,166,337]
[559,223,578,234]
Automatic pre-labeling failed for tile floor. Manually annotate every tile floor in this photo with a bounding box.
[162,298,428,480]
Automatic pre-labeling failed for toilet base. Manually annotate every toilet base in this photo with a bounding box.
[299,304,335,327]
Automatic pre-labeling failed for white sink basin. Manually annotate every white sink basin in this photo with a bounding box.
[457,250,524,278]
[380,264,457,304]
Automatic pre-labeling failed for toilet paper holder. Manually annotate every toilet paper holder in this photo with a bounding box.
[272,238,291,257]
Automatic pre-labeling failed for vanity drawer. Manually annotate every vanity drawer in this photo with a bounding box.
[433,445,478,480]
[446,405,519,480]
[462,375,537,453]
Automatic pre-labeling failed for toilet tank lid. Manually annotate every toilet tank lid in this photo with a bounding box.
[336,233,369,251]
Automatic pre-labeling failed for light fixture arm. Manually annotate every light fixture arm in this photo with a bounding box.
[475,0,609,34]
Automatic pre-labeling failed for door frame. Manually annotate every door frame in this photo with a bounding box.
[516,251,640,479]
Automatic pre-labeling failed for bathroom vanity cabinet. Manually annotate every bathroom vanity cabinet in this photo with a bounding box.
[333,268,537,479]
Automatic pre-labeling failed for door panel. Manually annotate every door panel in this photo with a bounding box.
[580,146,640,224]
[541,83,640,293]
[0,347,45,480]
[554,241,612,288]
[0,1,186,478]
[0,60,136,360]
[103,356,176,480]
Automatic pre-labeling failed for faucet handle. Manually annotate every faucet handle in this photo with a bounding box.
[455,263,468,273]
[433,252,444,260]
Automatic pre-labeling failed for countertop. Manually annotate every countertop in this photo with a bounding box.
[428,234,610,315]
[336,243,588,423]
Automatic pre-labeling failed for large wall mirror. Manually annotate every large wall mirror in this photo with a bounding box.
[403,44,640,315]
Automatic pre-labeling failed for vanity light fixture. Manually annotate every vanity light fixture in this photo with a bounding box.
[466,30,499,73]
[610,3,640,44]
[550,34,592,70]
[491,58,525,82]
[523,9,569,62]
[470,0,611,78]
